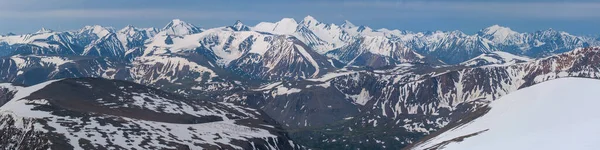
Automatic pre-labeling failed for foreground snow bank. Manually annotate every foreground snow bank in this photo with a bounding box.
[414,78,600,150]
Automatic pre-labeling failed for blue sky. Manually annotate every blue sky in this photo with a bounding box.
[2,0,600,36]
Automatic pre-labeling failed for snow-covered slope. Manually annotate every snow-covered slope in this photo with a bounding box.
[143,24,269,65]
[141,25,335,80]
[129,53,240,95]
[117,25,158,59]
[75,25,115,46]
[254,16,353,54]
[252,17,598,64]
[460,51,532,67]
[160,19,203,36]
[82,33,127,58]
[0,30,82,56]
[221,47,600,149]
[228,35,335,80]
[0,78,301,149]
[327,36,427,68]
[412,78,600,150]
[0,55,125,85]
[478,25,523,44]
[254,18,299,35]
[229,20,251,31]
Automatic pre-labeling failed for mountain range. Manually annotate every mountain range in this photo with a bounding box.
[2,16,598,67]
[1,16,600,149]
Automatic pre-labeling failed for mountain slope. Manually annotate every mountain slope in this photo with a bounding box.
[0,31,82,56]
[460,51,532,67]
[222,47,600,149]
[117,25,158,60]
[160,19,203,36]
[0,55,127,85]
[0,78,301,149]
[411,78,600,150]
[0,83,20,107]
[228,35,335,80]
[82,33,127,58]
[327,36,427,68]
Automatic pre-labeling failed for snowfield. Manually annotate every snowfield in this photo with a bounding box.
[413,78,600,150]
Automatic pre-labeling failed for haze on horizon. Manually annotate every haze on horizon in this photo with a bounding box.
[1,0,600,36]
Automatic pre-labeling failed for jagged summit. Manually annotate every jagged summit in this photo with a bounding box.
[230,20,250,31]
[121,24,136,30]
[81,25,113,31]
[78,25,114,38]
[161,19,202,36]
[233,20,243,26]
[341,20,356,28]
[36,27,54,34]
[118,25,138,34]
[162,19,193,29]
[1,16,597,66]
[253,17,299,34]
[461,51,532,67]
[301,15,319,26]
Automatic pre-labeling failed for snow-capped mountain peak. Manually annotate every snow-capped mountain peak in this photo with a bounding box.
[461,51,532,67]
[169,19,184,25]
[273,18,299,34]
[479,24,520,43]
[482,24,515,34]
[341,20,356,28]
[79,25,114,39]
[277,18,298,25]
[253,18,299,35]
[340,21,371,36]
[160,19,202,36]
[230,20,250,31]
[118,25,138,35]
[301,15,319,26]
[36,27,54,34]
[117,25,157,36]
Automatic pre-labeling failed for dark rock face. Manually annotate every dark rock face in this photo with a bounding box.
[0,78,302,150]
[0,84,19,107]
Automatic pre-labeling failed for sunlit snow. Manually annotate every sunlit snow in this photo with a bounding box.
[414,78,600,150]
